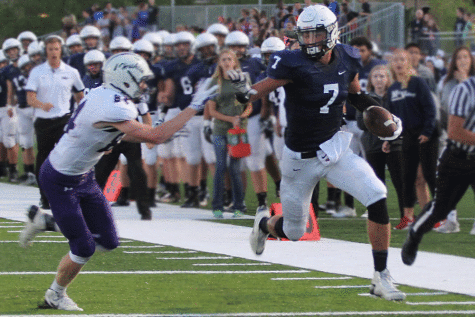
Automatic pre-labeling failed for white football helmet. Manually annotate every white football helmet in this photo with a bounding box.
[175,31,195,46]
[133,39,155,61]
[193,32,218,61]
[260,37,285,66]
[103,52,154,100]
[296,4,339,60]
[2,38,23,61]
[28,41,43,56]
[17,31,37,50]
[224,31,250,47]
[207,23,229,36]
[143,32,163,56]
[156,30,170,40]
[18,54,34,73]
[109,36,133,54]
[79,25,101,40]
[66,34,82,48]
[163,33,176,46]
[84,49,106,65]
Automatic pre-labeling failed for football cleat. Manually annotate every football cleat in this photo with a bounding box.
[433,219,460,233]
[212,210,223,219]
[44,289,83,311]
[198,189,209,207]
[369,269,406,301]
[332,206,357,218]
[23,172,37,186]
[401,229,421,266]
[250,206,270,255]
[19,205,47,248]
[394,216,413,230]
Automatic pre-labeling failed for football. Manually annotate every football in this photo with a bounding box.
[362,106,397,138]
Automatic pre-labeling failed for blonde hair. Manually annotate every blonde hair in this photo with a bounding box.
[211,49,241,91]
[366,64,393,93]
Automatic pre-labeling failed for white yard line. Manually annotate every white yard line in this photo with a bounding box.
[0,269,310,275]
[118,245,164,248]
[5,310,475,316]
[314,285,370,289]
[123,250,197,254]
[272,277,352,281]
[193,263,272,266]
[406,301,475,306]
[156,256,233,260]
[359,292,448,297]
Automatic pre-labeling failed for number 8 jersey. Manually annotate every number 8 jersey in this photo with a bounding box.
[49,87,138,175]
[267,44,362,152]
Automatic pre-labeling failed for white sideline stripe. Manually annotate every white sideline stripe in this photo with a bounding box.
[7,311,475,316]
[314,285,370,289]
[119,240,133,243]
[0,221,21,224]
[272,277,352,281]
[0,225,24,228]
[359,292,448,297]
[0,269,310,275]
[7,230,24,233]
[0,240,68,243]
[123,250,197,254]
[193,263,271,266]
[118,245,164,248]
[157,256,233,260]
[406,301,475,306]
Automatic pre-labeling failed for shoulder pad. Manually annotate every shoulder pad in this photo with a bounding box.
[339,44,361,60]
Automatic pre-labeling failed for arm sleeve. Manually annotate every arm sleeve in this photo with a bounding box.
[416,77,437,137]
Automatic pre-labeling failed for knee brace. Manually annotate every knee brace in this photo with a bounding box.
[367,198,390,225]
[69,250,91,265]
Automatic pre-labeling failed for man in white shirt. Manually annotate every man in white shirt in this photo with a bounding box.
[26,35,85,209]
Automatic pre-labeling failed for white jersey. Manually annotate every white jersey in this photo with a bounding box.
[49,87,138,175]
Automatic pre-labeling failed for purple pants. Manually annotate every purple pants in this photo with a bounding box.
[39,159,119,258]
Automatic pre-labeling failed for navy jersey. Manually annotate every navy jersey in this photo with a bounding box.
[68,51,111,78]
[4,65,29,108]
[145,63,166,112]
[0,69,8,107]
[186,61,217,115]
[240,56,266,84]
[267,44,362,152]
[164,57,200,110]
[82,73,103,94]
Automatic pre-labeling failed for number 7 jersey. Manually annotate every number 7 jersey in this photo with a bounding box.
[267,44,362,152]
[49,87,139,175]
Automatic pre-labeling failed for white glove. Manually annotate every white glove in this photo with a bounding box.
[226,70,257,102]
[188,78,219,112]
[379,115,403,141]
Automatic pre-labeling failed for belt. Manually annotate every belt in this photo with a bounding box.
[299,146,321,159]
[448,143,475,160]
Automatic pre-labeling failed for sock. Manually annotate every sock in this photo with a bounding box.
[311,182,320,218]
[372,250,388,272]
[184,183,190,198]
[189,186,198,199]
[259,217,269,234]
[200,179,207,191]
[120,187,129,200]
[257,192,267,207]
[9,164,17,174]
[148,187,156,201]
[159,175,166,185]
[25,164,35,174]
[344,193,354,209]
[275,179,281,194]
[50,279,67,296]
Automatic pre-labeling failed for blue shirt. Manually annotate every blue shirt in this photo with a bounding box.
[267,44,362,152]
[82,73,103,94]
[386,76,436,137]
[186,60,217,115]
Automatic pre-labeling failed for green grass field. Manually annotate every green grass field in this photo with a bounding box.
[1,170,475,316]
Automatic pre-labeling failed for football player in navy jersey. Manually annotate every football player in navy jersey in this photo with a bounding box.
[0,51,9,178]
[82,50,106,94]
[228,5,405,301]
[160,31,199,204]
[181,32,219,207]
[9,55,37,184]
[2,38,22,182]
